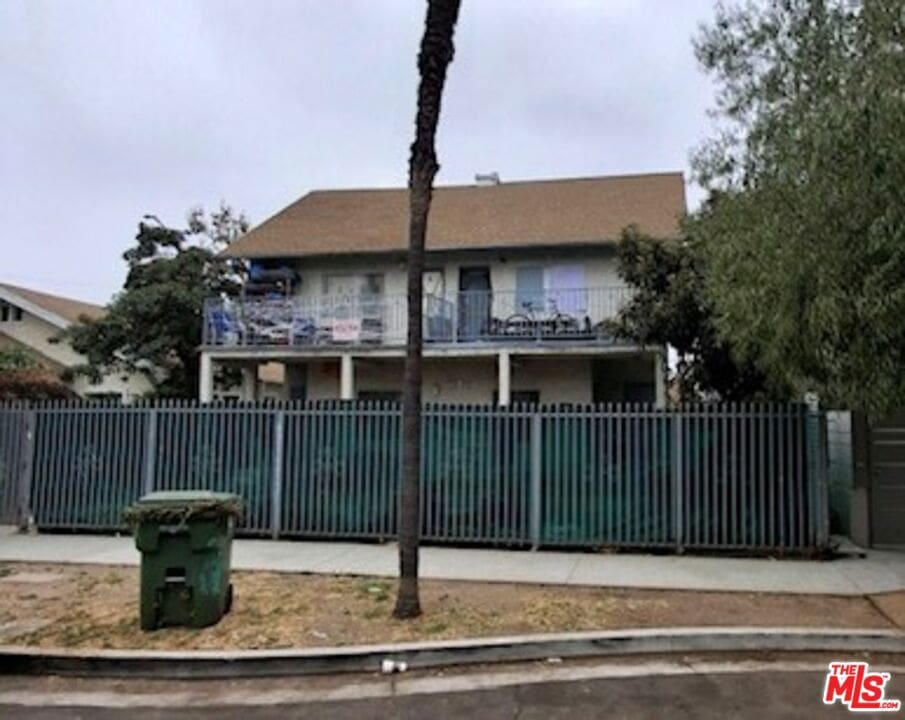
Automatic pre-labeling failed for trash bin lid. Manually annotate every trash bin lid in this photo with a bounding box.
[136,490,241,506]
[124,491,243,526]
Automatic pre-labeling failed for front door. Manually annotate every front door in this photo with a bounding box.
[458,267,491,340]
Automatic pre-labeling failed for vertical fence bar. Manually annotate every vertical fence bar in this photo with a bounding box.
[672,410,684,552]
[529,410,542,549]
[271,409,285,539]
[142,408,157,495]
[16,408,36,530]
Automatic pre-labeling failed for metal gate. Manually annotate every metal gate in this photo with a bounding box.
[864,412,905,546]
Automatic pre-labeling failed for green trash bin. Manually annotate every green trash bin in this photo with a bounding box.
[124,490,243,631]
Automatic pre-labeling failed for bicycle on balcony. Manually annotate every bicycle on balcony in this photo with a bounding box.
[499,297,583,339]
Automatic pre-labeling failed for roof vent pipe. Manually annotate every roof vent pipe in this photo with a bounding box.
[475,172,500,186]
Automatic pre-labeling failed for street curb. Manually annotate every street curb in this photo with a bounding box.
[1,627,904,679]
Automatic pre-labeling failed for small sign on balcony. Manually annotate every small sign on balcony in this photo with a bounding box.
[332,318,361,342]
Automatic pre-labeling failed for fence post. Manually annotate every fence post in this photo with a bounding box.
[142,409,157,496]
[16,408,36,532]
[529,411,542,550]
[805,393,830,549]
[271,410,285,540]
[672,411,684,552]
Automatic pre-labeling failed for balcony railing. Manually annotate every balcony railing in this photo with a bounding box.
[202,286,634,349]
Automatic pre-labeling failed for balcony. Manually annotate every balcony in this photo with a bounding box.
[202,286,634,350]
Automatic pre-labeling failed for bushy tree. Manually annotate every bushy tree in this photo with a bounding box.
[692,0,905,417]
[67,205,247,398]
[613,224,777,401]
[0,347,40,370]
[0,348,75,400]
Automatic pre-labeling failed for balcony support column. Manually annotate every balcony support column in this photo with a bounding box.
[199,352,214,403]
[340,354,355,400]
[498,350,511,407]
[241,363,259,402]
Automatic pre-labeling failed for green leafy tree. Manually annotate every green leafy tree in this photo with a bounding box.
[67,205,248,398]
[692,0,905,417]
[612,224,776,401]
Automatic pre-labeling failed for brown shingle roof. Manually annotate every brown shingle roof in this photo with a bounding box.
[0,283,105,324]
[224,172,686,259]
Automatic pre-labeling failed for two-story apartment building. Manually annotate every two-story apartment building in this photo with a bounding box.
[200,172,685,406]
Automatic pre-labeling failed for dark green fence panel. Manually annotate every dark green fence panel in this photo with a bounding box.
[0,404,27,524]
[28,401,146,530]
[0,400,830,552]
[151,401,274,535]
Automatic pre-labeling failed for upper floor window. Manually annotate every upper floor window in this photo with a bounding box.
[0,302,23,322]
[323,273,385,297]
[515,264,587,313]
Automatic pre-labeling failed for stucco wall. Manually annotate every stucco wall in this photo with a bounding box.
[266,354,654,405]
[0,313,82,367]
[510,357,593,404]
[285,248,623,305]
[0,313,153,401]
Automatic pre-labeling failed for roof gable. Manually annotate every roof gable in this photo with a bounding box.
[0,283,105,328]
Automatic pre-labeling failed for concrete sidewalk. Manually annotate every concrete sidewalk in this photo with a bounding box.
[1,526,903,596]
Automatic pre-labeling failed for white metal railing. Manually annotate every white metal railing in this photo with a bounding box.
[202,286,634,348]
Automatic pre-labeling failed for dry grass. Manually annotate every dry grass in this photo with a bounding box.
[0,562,897,651]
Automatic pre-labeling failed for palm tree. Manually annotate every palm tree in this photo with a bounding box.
[394,0,462,620]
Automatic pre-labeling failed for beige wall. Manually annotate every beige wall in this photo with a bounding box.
[263,354,654,405]
[0,312,83,367]
[511,357,593,404]
[0,312,153,401]
[286,249,623,304]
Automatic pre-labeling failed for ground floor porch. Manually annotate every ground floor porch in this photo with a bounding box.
[200,347,667,406]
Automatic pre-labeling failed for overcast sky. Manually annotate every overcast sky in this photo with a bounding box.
[1,0,717,304]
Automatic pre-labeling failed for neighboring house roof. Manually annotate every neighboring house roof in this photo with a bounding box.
[0,282,105,328]
[224,171,686,259]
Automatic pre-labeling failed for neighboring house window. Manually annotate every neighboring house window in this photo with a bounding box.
[12,306,22,321]
[0,303,7,322]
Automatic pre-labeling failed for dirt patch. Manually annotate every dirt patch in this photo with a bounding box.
[0,562,896,651]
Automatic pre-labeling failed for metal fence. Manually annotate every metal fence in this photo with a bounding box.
[0,400,830,552]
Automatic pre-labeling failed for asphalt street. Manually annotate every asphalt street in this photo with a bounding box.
[3,664,902,719]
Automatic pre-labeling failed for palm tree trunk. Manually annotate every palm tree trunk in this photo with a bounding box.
[394,0,462,620]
